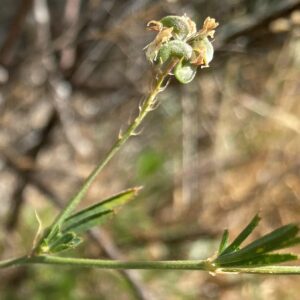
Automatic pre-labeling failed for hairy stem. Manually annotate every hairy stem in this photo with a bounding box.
[0,255,28,269]
[46,59,179,240]
[0,255,212,271]
[2,255,300,274]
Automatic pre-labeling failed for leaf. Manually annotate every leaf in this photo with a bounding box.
[157,40,193,64]
[239,224,299,255]
[218,253,298,268]
[48,232,82,253]
[43,224,60,245]
[215,223,299,265]
[218,230,229,255]
[220,214,261,256]
[61,187,140,233]
[62,210,113,233]
[279,237,300,248]
[174,59,197,84]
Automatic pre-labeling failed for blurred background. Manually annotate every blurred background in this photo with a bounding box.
[0,0,300,299]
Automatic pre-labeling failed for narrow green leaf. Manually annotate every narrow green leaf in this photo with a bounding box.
[220,214,261,256]
[62,187,140,232]
[218,230,229,255]
[216,224,299,265]
[240,224,299,254]
[62,210,113,233]
[48,232,82,253]
[174,60,197,84]
[217,253,298,268]
[279,237,300,248]
[219,265,300,274]
[51,232,75,245]
[50,238,82,253]
[43,225,60,244]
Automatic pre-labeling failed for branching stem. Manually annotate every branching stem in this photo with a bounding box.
[2,255,300,274]
[46,58,179,239]
[0,256,211,270]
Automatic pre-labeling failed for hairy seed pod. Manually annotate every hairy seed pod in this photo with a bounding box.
[160,15,191,40]
[191,37,214,66]
[157,40,193,64]
[174,60,197,84]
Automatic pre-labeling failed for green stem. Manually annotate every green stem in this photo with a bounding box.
[1,255,212,271]
[0,255,28,269]
[219,266,300,275]
[46,59,179,239]
[2,255,300,274]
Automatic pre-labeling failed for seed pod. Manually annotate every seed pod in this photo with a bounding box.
[157,40,193,64]
[144,27,174,63]
[191,37,214,67]
[174,59,197,84]
[160,15,193,40]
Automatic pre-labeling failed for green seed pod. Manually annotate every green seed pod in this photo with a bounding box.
[160,15,191,40]
[174,60,197,84]
[157,40,193,64]
[191,37,214,66]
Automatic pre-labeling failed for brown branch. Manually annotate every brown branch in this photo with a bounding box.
[59,0,82,71]
[3,111,58,230]
[0,0,34,65]
[217,0,300,47]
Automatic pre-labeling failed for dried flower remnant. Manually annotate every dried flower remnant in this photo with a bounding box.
[191,17,219,67]
[144,25,173,63]
[198,17,219,38]
[145,15,219,83]
[190,37,215,67]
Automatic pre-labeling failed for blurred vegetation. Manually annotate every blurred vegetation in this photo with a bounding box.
[0,0,300,299]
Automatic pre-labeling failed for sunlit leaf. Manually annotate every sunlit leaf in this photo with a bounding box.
[61,188,140,233]
[62,210,113,233]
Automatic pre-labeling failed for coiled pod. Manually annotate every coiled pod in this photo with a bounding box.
[145,15,219,84]
[157,40,193,64]
[174,60,197,84]
[160,15,196,40]
[191,37,214,67]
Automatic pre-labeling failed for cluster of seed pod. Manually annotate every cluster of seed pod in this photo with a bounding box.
[145,15,218,84]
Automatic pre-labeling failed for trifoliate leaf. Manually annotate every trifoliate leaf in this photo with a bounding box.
[61,188,140,233]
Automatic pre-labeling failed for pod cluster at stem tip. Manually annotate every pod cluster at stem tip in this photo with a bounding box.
[144,15,219,84]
